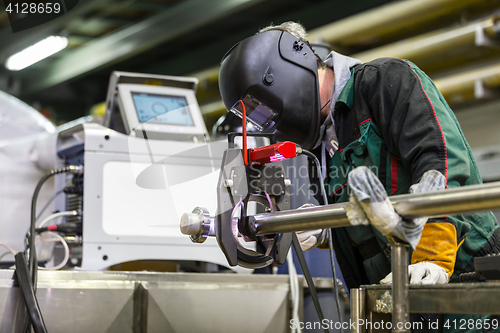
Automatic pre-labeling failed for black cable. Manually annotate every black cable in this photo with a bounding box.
[292,234,329,333]
[36,222,82,234]
[28,166,83,290]
[15,253,48,333]
[24,189,64,269]
[29,171,56,289]
[302,149,344,333]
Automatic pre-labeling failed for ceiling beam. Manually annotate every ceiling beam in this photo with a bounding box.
[20,0,263,95]
[309,0,485,47]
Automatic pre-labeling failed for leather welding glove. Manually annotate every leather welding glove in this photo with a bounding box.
[380,170,453,286]
[380,262,449,285]
[406,170,457,284]
[346,167,446,250]
[347,166,408,242]
[295,203,329,251]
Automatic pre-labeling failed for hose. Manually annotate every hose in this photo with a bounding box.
[28,165,83,288]
[302,149,344,333]
[14,253,48,333]
[287,250,302,333]
[34,232,70,271]
[37,211,80,229]
[0,242,17,258]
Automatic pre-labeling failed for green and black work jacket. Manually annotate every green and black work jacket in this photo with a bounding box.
[325,58,499,290]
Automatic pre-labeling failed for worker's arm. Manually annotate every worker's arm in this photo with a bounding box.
[353,58,470,281]
[352,58,471,187]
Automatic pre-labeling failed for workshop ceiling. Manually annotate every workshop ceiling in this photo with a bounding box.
[1,0,500,129]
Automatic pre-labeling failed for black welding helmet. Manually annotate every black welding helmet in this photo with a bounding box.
[219,30,321,150]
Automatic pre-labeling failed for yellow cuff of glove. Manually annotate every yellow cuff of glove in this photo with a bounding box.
[411,222,460,278]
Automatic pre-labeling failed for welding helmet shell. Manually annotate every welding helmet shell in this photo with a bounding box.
[219,30,321,150]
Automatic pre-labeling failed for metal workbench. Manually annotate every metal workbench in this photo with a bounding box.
[0,269,301,333]
[351,282,500,333]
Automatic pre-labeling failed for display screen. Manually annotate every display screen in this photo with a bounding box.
[132,92,194,126]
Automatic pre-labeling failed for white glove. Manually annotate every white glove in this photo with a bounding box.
[295,229,328,251]
[347,167,446,249]
[347,166,403,235]
[380,262,449,285]
[345,195,370,226]
[295,204,328,251]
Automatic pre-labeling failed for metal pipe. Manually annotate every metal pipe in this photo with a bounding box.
[434,62,500,99]
[253,181,500,235]
[308,0,483,46]
[391,243,410,333]
[350,287,366,333]
[352,18,498,64]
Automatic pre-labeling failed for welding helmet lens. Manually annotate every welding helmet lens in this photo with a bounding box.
[230,94,278,131]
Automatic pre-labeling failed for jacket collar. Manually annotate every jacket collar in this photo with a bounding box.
[335,69,356,109]
[324,51,361,111]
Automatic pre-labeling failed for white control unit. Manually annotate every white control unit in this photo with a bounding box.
[56,72,254,272]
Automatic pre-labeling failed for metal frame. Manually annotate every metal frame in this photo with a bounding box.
[351,282,500,333]
[250,181,500,235]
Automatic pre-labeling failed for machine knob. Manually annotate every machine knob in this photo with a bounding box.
[180,207,213,243]
[180,212,203,236]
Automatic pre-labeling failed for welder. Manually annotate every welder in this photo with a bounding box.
[218,21,500,332]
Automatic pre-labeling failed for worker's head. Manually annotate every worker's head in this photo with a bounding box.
[218,22,323,150]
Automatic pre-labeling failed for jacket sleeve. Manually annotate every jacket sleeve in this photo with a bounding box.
[352,58,471,187]
[353,58,471,277]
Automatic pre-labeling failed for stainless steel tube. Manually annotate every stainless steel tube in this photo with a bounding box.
[253,181,500,235]
[253,203,351,235]
[392,243,410,333]
[350,287,366,333]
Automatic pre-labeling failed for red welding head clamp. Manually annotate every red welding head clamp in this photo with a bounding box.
[249,141,299,165]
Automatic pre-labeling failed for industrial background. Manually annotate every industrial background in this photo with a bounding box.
[1,0,500,168]
[1,0,499,138]
[1,1,500,332]
[2,0,500,187]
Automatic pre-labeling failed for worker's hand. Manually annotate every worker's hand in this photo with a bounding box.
[295,203,328,251]
[380,262,449,285]
[347,167,446,249]
[347,166,402,235]
[345,195,370,226]
[295,229,328,251]
[392,169,447,247]
[408,169,446,195]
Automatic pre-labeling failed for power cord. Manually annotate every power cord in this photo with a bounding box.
[28,165,83,289]
[292,234,329,333]
[287,250,302,333]
[23,165,83,333]
[15,253,48,333]
[302,148,344,333]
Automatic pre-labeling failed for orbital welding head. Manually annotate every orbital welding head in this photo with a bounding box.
[218,30,321,150]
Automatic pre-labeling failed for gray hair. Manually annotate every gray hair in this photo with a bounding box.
[258,21,308,41]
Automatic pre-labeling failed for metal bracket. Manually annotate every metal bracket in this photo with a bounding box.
[475,23,500,47]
